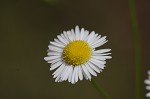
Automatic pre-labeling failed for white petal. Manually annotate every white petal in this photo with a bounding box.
[71,67,76,84]
[78,66,83,80]
[47,57,61,64]
[59,65,68,80]
[53,64,65,78]
[91,36,107,48]
[80,28,85,40]
[146,86,150,90]
[148,70,150,75]
[68,66,73,82]
[89,59,105,69]
[50,61,63,70]
[71,29,75,41]
[75,66,79,82]
[146,92,150,97]
[60,34,69,44]
[81,64,91,80]
[91,56,106,61]
[47,52,61,56]
[62,66,72,81]
[44,57,51,61]
[82,30,89,41]
[93,49,111,54]
[54,38,65,46]
[91,36,107,45]
[85,63,97,76]
[48,45,63,52]
[67,31,74,41]
[87,62,101,73]
[81,67,88,80]
[45,55,61,61]
[63,31,70,41]
[55,76,61,82]
[57,35,68,45]
[91,55,112,61]
[90,58,106,65]
[145,80,150,85]
[92,53,111,56]
[87,31,95,44]
[75,25,80,40]
[92,40,108,48]
[50,41,65,48]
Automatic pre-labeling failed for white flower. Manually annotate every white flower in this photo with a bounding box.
[144,70,150,97]
[44,26,112,84]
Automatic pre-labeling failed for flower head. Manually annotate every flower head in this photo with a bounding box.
[44,26,112,84]
[144,70,150,97]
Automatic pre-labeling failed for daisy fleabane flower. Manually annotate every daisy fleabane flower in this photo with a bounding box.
[44,26,112,84]
[145,70,150,98]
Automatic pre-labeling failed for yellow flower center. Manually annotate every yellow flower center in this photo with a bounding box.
[63,40,91,66]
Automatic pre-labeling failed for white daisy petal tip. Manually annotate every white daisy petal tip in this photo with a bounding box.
[44,26,111,84]
[145,70,150,97]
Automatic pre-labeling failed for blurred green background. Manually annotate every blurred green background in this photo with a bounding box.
[0,0,150,99]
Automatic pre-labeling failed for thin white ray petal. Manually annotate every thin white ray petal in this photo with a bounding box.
[146,86,150,90]
[71,67,76,84]
[92,55,113,61]
[81,66,88,80]
[44,57,51,61]
[53,64,65,78]
[47,52,61,56]
[55,76,61,82]
[62,66,72,81]
[145,80,150,85]
[89,59,105,69]
[57,35,67,45]
[90,58,106,65]
[46,55,61,61]
[63,31,70,41]
[93,49,111,54]
[87,31,95,44]
[146,92,150,97]
[78,66,83,80]
[75,25,80,40]
[81,64,91,80]
[60,34,69,44]
[82,30,89,41]
[71,29,75,41]
[75,66,79,82]
[148,70,150,75]
[66,31,73,41]
[54,38,65,46]
[92,53,111,56]
[92,40,108,48]
[87,62,100,73]
[91,36,107,46]
[50,61,63,70]
[47,57,62,64]
[68,66,73,82]
[60,65,68,80]
[92,36,107,44]
[80,28,85,40]
[48,45,63,52]
[91,56,106,61]
[50,41,65,48]
[85,63,97,76]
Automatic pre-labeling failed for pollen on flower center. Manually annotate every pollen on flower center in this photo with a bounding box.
[63,40,91,66]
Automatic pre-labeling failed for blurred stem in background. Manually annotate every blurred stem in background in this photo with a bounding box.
[91,79,111,99]
[128,0,143,99]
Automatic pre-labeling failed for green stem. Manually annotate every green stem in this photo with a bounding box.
[91,78,111,99]
[128,0,143,99]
